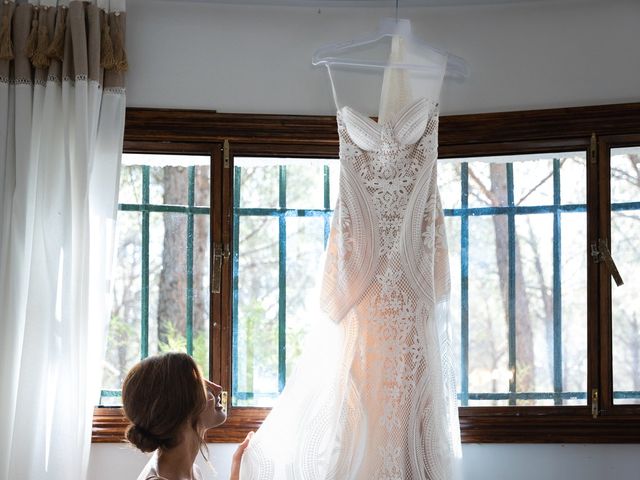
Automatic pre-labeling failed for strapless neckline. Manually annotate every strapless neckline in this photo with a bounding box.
[337,97,438,151]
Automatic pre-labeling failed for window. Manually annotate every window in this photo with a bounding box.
[603,139,640,408]
[100,152,212,406]
[93,105,640,444]
[232,157,339,407]
[440,153,588,407]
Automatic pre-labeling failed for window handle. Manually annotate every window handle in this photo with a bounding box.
[591,388,599,419]
[591,239,624,286]
[221,391,228,414]
[212,244,231,293]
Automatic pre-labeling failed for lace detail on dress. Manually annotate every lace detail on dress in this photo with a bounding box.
[241,90,460,480]
[320,97,438,322]
[322,100,458,479]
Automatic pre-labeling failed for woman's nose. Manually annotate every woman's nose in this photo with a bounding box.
[207,380,223,395]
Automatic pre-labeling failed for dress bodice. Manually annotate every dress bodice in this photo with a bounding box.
[320,97,446,323]
[338,97,437,152]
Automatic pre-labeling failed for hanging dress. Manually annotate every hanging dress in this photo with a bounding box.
[240,38,461,480]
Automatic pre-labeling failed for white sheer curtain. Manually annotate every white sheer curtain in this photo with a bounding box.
[0,1,126,478]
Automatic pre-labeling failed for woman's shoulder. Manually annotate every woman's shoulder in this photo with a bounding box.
[136,468,201,480]
[134,452,204,480]
[135,452,167,480]
[138,468,169,480]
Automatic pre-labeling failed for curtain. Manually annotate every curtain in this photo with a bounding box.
[0,1,126,478]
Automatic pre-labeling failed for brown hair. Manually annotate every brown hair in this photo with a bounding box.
[122,352,208,452]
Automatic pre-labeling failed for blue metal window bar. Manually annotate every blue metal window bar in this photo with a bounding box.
[100,158,640,407]
[100,164,208,403]
[611,197,640,403]
[452,160,585,406]
[232,164,333,404]
[231,158,594,407]
[101,157,640,407]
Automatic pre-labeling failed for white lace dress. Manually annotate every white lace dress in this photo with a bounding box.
[240,76,461,480]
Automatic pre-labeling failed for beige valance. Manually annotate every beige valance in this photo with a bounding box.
[0,0,127,89]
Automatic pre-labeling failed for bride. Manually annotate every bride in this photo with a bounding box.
[122,352,253,480]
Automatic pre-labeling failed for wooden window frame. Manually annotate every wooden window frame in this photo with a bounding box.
[93,103,640,444]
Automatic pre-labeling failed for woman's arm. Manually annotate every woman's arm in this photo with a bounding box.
[229,432,253,480]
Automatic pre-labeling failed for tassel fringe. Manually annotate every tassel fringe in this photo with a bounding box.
[31,7,51,68]
[46,6,66,61]
[15,4,127,73]
[100,11,115,69]
[110,13,127,72]
[25,7,38,59]
[0,2,14,61]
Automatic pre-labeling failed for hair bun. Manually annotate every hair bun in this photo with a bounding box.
[126,424,164,453]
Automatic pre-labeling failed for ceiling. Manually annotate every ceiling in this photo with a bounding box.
[167,0,589,6]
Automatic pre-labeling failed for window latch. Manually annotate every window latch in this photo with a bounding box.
[223,139,230,168]
[212,244,231,293]
[590,238,624,286]
[221,391,228,414]
[591,388,599,419]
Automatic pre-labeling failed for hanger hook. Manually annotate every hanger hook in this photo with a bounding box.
[395,0,399,22]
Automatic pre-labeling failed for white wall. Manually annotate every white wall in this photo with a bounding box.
[125,0,640,115]
[89,1,640,479]
[88,443,640,480]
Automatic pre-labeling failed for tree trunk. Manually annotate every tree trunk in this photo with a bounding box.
[527,219,554,389]
[489,164,536,399]
[158,167,188,347]
[193,166,210,336]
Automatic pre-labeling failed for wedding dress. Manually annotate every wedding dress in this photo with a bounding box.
[240,37,461,480]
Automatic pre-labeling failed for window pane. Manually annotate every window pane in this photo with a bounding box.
[467,161,507,207]
[118,165,142,205]
[468,214,510,406]
[233,152,587,409]
[193,213,211,378]
[560,156,587,205]
[100,154,211,405]
[151,212,189,354]
[611,146,640,405]
[286,217,327,372]
[238,159,280,209]
[235,215,280,406]
[233,157,338,407]
[560,212,588,405]
[286,160,331,210]
[150,166,188,205]
[443,152,587,406]
[444,212,462,389]
[101,210,142,406]
[439,162,461,210]
[122,154,209,205]
[514,159,553,206]
[195,165,211,207]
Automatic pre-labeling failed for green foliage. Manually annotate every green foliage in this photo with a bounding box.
[158,321,210,378]
[102,314,138,389]
[107,314,137,347]
[193,332,209,378]
[158,322,187,353]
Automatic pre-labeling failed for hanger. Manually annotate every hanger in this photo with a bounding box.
[311,17,469,79]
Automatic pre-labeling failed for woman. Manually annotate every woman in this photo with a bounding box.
[122,352,252,480]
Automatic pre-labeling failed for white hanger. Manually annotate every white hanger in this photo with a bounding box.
[312,17,469,80]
